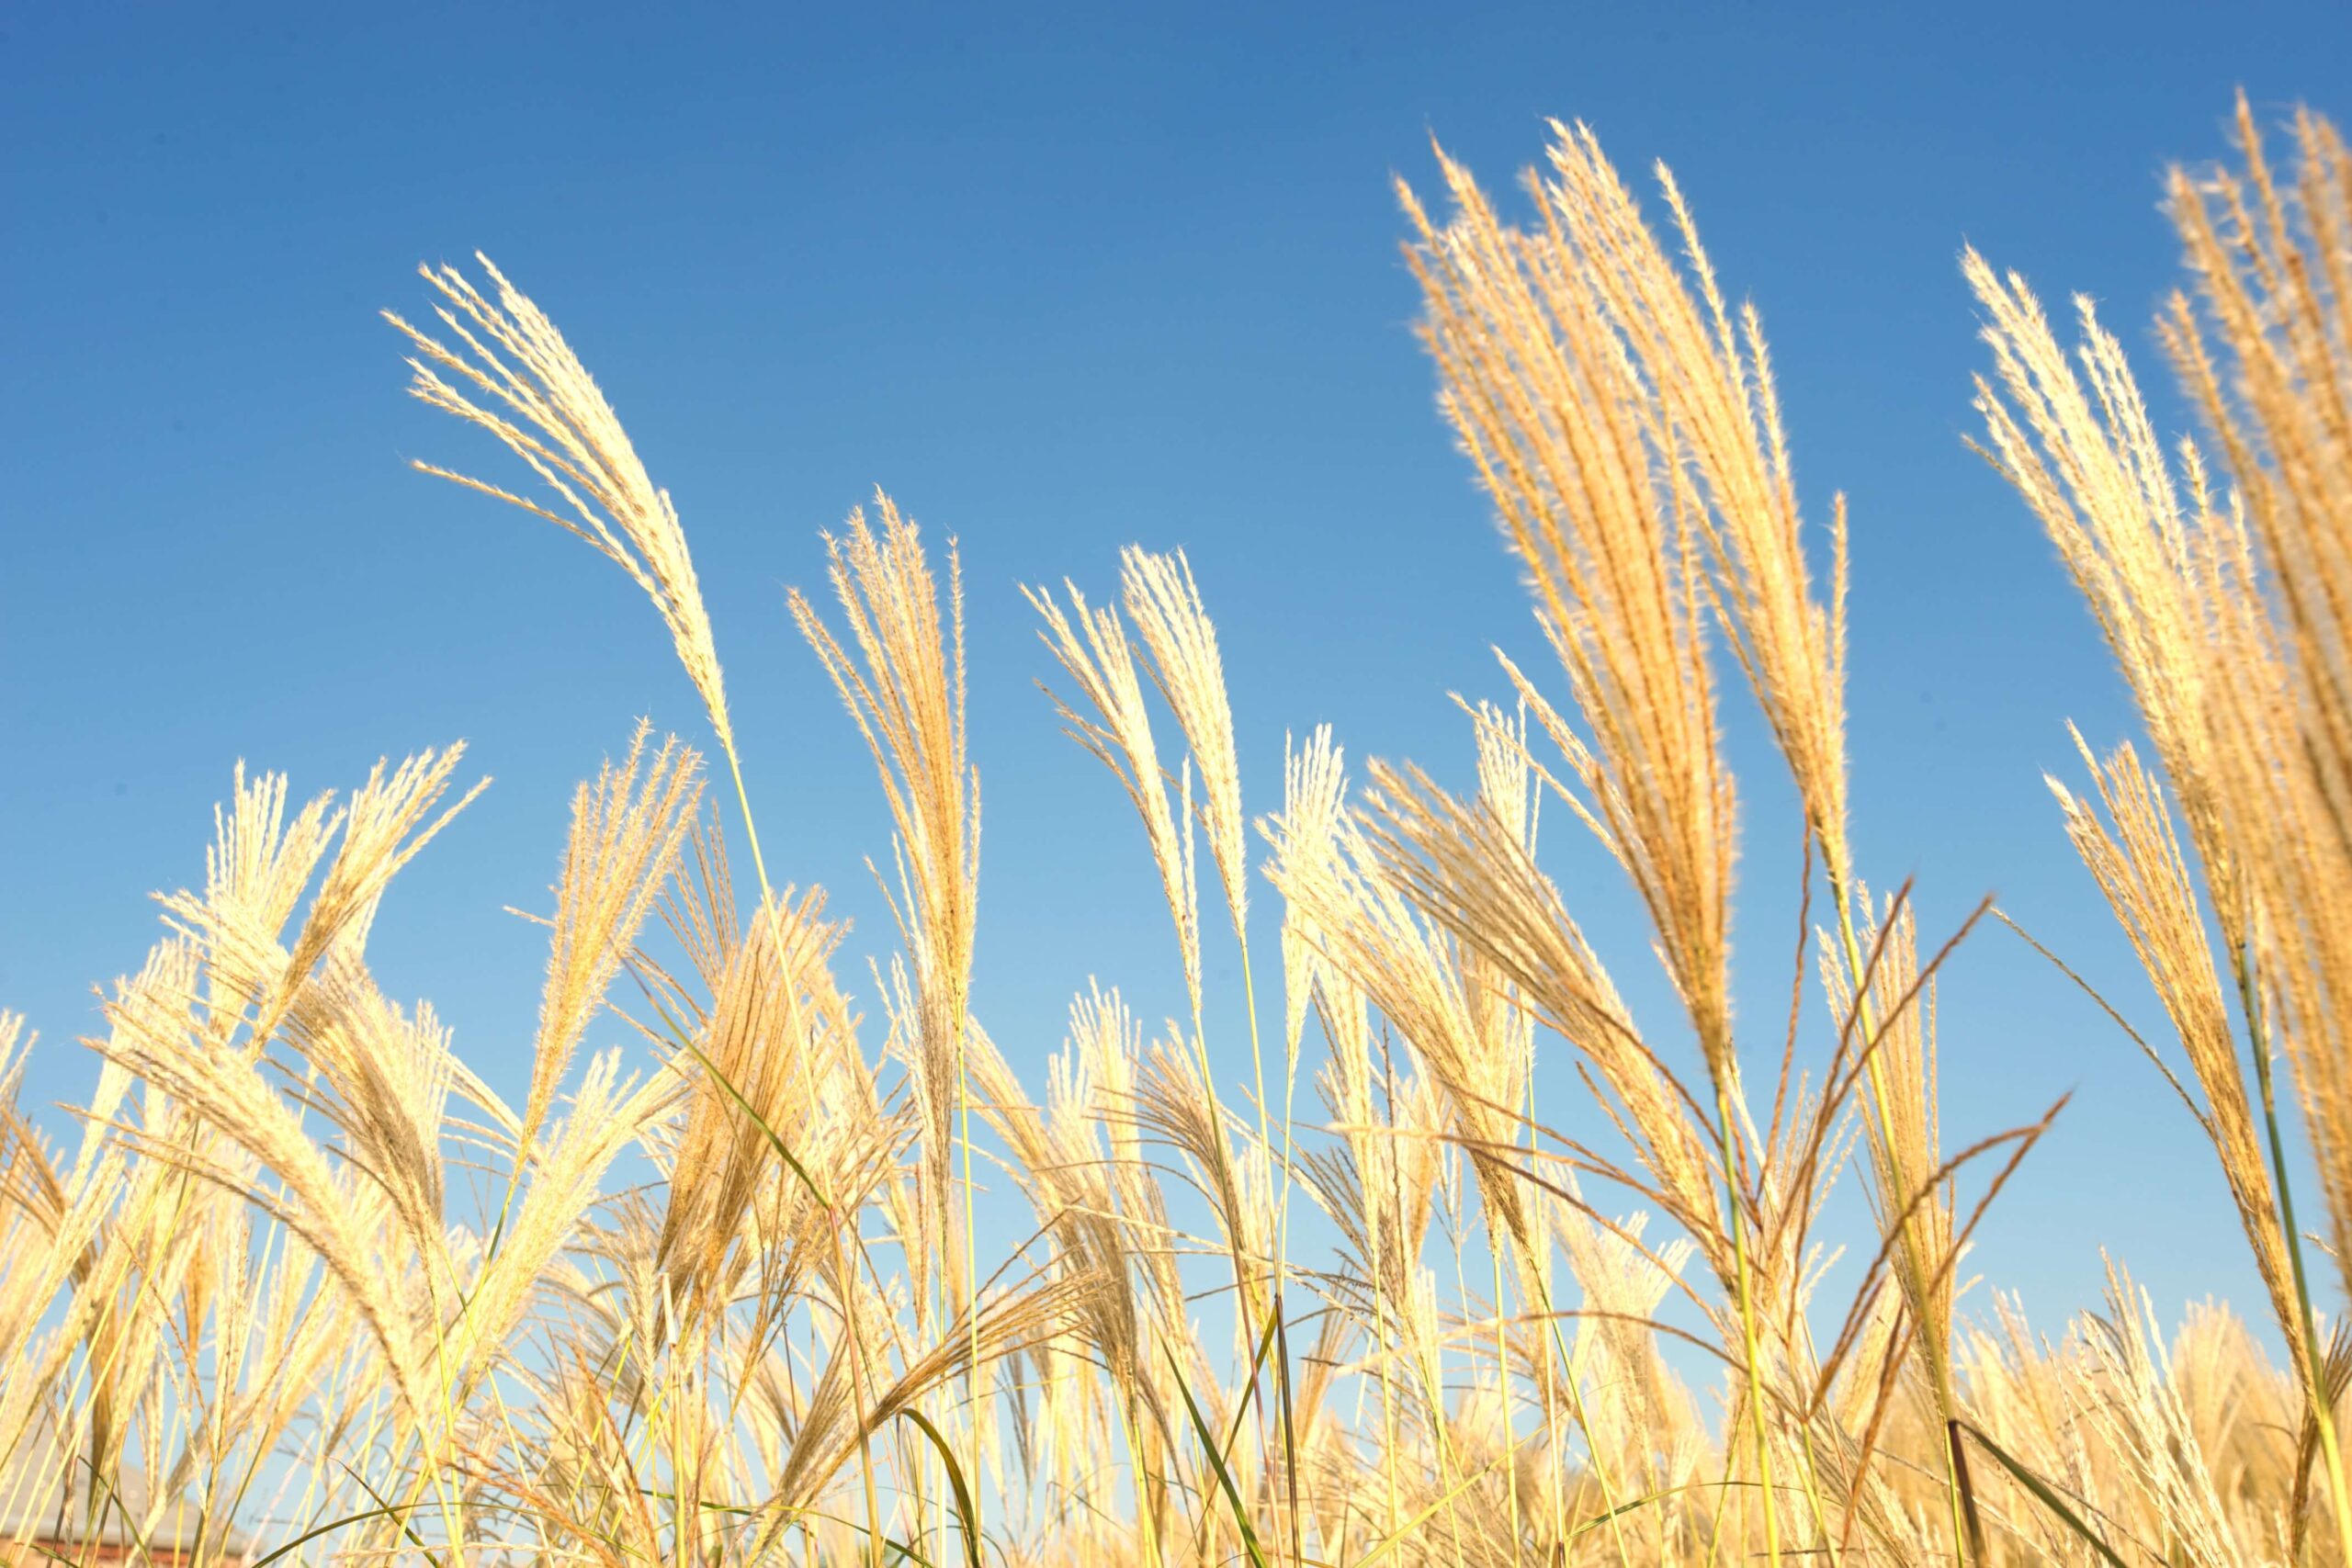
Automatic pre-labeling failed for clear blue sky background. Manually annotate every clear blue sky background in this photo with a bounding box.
[6,1,2350,1350]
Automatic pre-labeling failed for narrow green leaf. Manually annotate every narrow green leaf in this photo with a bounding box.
[1168,1343,1272,1568]
[1955,1420,2130,1568]
[335,1459,447,1568]
[673,1033,832,1209]
[1223,1298,1285,1463]
[897,1406,982,1568]
[248,1502,434,1568]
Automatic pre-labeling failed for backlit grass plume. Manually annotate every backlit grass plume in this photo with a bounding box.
[1973,93,2352,1562]
[7,92,2352,1568]
[387,257,770,894]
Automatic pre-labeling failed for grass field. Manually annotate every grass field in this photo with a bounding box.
[4,93,2349,1568]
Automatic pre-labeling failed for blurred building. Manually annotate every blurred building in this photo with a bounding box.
[0,1422,252,1568]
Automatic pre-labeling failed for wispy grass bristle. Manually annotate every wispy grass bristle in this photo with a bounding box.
[7,93,2351,1568]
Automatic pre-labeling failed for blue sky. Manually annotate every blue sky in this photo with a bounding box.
[6,1,2349,1346]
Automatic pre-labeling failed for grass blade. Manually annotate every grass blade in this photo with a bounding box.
[898,1407,983,1568]
[1954,1421,2130,1568]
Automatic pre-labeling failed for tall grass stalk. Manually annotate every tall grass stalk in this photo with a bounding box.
[2238,942,2352,1561]
[8,92,2352,1568]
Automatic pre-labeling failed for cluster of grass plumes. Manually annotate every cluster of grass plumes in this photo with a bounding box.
[6,96,2352,1568]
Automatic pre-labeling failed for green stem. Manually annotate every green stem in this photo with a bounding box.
[722,744,773,907]
[1487,1231,1527,1568]
[1713,1072,1781,1568]
[2235,940,2352,1564]
[1238,927,1308,1564]
[956,988,982,1555]
[714,745,886,1568]
[1828,866,1971,1568]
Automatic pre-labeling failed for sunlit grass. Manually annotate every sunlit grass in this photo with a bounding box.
[4,94,2349,1568]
